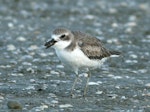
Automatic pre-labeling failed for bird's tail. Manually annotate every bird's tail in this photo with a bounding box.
[109,50,121,55]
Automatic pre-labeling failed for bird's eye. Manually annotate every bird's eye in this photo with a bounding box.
[60,34,65,39]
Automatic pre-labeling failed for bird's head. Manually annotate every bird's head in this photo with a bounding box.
[45,28,73,50]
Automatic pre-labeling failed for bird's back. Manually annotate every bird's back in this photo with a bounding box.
[72,31,120,60]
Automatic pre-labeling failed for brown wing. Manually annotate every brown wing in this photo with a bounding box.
[72,31,112,60]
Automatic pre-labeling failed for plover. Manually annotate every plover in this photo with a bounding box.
[44,28,120,96]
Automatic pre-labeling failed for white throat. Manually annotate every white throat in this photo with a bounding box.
[51,34,71,50]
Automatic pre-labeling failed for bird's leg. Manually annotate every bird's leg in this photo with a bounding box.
[71,74,79,97]
[83,71,91,96]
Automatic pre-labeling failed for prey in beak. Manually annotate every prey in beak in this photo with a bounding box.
[44,39,57,49]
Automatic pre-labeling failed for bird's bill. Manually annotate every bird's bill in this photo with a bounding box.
[44,39,57,49]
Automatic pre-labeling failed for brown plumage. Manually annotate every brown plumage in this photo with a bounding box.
[72,31,120,60]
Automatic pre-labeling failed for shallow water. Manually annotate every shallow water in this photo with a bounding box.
[0,0,150,111]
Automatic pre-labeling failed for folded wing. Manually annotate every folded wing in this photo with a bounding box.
[73,31,120,60]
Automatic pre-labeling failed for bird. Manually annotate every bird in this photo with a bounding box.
[44,28,121,97]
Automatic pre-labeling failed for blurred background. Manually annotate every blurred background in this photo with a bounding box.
[0,0,150,111]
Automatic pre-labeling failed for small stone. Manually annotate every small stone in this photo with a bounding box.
[125,27,132,33]
[26,67,35,73]
[143,93,150,96]
[25,85,35,90]
[39,53,47,57]
[59,104,73,108]
[96,91,103,94]
[22,62,32,66]
[0,95,4,103]
[11,73,23,76]
[8,23,14,28]
[7,44,16,51]
[28,45,38,50]
[120,2,127,7]
[129,15,137,21]
[50,70,59,75]
[88,82,99,85]
[33,105,48,111]
[109,8,117,14]
[16,36,26,42]
[125,22,137,27]
[84,15,95,20]
[30,79,36,83]
[145,83,150,87]
[7,100,22,109]
[51,100,58,104]
[113,76,122,79]
[139,3,149,10]
[56,65,64,69]
[79,73,88,77]
[112,23,118,28]
[0,96,4,100]
[121,96,126,99]
[130,54,138,59]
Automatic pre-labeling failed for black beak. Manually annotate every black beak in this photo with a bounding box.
[44,39,57,49]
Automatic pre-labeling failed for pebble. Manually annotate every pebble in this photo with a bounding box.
[84,15,95,20]
[139,3,149,10]
[56,65,64,69]
[120,2,127,7]
[0,96,4,100]
[88,82,99,86]
[39,53,48,57]
[125,60,138,63]
[129,15,137,21]
[7,100,22,109]
[22,62,32,66]
[8,23,14,28]
[49,93,57,98]
[59,104,73,108]
[42,84,48,90]
[113,76,122,79]
[16,36,26,42]
[109,8,117,14]
[96,91,103,95]
[125,22,137,27]
[130,54,138,59]
[32,105,48,111]
[107,38,119,44]
[30,79,36,83]
[11,73,24,76]
[138,69,147,73]
[125,27,132,33]
[0,95,4,103]
[112,22,118,28]
[143,93,150,97]
[7,44,16,51]
[121,96,127,100]
[27,67,35,73]
[28,45,38,50]
[51,100,58,104]
[145,83,150,87]
[50,70,59,75]
[79,73,88,77]
[107,94,118,99]
[25,85,35,90]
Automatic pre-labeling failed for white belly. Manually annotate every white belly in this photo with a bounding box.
[55,47,106,70]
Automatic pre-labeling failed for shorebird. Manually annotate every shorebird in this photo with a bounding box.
[44,28,120,96]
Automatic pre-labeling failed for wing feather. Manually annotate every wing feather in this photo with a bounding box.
[72,31,112,60]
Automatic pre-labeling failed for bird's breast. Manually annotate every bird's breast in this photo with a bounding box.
[55,47,105,69]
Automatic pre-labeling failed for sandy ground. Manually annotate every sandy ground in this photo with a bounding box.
[0,0,150,111]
